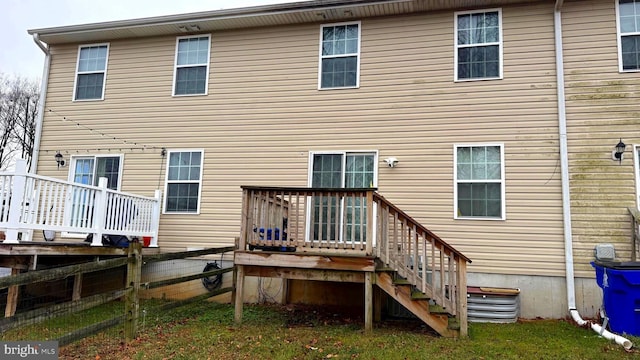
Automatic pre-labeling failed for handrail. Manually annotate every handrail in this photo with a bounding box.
[0,159,161,246]
[373,192,471,263]
[373,192,469,318]
[628,207,640,262]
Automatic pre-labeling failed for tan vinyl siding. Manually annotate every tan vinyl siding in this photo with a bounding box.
[37,2,564,276]
[562,0,640,277]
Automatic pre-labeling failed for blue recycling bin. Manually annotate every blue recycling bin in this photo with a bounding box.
[591,261,640,336]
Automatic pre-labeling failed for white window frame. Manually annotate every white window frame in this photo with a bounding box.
[454,9,503,82]
[634,144,640,209]
[616,0,640,72]
[317,21,362,90]
[63,154,124,238]
[163,149,204,215]
[453,143,505,220]
[72,43,110,101]
[172,35,211,96]
[306,150,378,243]
[67,154,124,190]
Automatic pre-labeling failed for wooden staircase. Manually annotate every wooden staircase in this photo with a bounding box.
[236,186,471,337]
[375,267,461,337]
[373,192,470,338]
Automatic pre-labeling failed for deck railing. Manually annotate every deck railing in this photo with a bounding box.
[0,159,161,247]
[239,186,470,318]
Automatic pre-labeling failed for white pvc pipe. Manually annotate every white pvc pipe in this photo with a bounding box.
[554,0,633,350]
[570,310,633,350]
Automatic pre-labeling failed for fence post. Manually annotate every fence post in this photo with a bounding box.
[90,178,108,246]
[149,189,161,248]
[125,242,142,341]
[4,160,27,244]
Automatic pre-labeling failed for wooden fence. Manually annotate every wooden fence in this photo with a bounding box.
[0,244,234,345]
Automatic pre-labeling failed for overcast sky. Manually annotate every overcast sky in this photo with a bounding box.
[1,0,305,81]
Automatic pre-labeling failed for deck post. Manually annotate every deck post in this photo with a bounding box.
[234,264,245,324]
[90,178,108,246]
[364,271,373,332]
[149,189,162,248]
[365,190,374,256]
[456,257,468,337]
[4,160,27,244]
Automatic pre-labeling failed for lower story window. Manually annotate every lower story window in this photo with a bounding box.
[164,150,203,213]
[454,144,504,219]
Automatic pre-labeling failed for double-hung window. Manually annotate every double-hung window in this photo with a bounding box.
[309,152,376,242]
[455,10,502,81]
[74,44,109,100]
[173,35,211,95]
[164,150,203,214]
[319,22,361,89]
[617,0,640,71]
[454,144,505,219]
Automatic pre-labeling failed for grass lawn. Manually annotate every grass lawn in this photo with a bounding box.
[55,301,639,360]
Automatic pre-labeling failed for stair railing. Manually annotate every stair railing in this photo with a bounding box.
[373,192,470,322]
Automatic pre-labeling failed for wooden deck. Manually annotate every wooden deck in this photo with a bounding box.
[234,186,471,338]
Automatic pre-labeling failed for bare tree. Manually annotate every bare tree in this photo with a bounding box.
[0,74,40,170]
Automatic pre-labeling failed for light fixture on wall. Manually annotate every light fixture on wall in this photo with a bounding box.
[612,139,626,163]
[384,157,399,168]
[55,152,66,168]
[43,230,56,242]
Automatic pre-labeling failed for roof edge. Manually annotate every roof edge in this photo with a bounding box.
[27,0,402,35]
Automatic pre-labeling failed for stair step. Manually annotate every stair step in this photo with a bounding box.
[428,304,448,314]
[392,278,412,285]
[410,291,430,300]
[447,317,460,330]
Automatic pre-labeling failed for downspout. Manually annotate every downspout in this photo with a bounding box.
[30,33,51,174]
[553,0,632,350]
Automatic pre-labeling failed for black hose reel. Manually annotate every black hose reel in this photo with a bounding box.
[202,262,223,292]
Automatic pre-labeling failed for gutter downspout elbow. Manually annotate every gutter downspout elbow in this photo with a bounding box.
[31,33,51,174]
[554,0,632,350]
[570,310,633,350]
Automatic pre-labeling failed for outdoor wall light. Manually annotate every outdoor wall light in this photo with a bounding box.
[612,139,626,163]
[55,152,66,168]
[384,157,399,168]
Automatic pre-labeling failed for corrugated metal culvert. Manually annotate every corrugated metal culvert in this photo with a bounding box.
[467,286,520,323]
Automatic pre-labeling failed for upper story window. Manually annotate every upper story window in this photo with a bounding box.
[164,150,204,214]
[74,44,109,101]
[173,35,211,96]
[454,10,502,81]
[319,22,361,89]
[617,0,640,71]
[454,144,505,220]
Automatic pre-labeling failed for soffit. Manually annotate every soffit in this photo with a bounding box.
[28,0,543,45]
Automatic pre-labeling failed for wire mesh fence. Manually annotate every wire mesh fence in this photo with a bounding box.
[0,244,235,347]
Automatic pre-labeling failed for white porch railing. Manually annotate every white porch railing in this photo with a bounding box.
[0,159,161,247]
